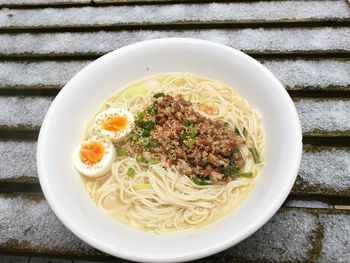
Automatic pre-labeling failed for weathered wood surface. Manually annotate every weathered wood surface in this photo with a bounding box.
[0,195,349,262]
[1,59,350,91]
[0,1,350,30]
[0,28,350,58]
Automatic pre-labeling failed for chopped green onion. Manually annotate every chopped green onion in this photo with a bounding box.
[142,129,151,137]
[135,183,152,190]
[238,172,253,178]
[148,159,157,165]
[184,138,196,148]
[136,153,143,162]
[234,128,241,135]
[199,159,207,167]
[142,138,159,149]
[188,126,196,139]
[136,111,144,120]
[116,149,128,157]
[228,155,236,165]
[180,131,187,141]
[147,105,157,115]
[136,120,155,130]
[127,167,136,177]
[232,148,240,153]
[221,165,240,176]
[130,134,140,141]
[249,147,260,164]
[224,122,229,127]
[183,119,192,127]
[147,138,159,148]
[153,92,165,98]
[192,177,212,186]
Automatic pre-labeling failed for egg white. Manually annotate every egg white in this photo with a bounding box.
[93,108,134,143]
[73,136,116,177]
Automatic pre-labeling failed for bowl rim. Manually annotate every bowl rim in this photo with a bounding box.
[37,38,302,262]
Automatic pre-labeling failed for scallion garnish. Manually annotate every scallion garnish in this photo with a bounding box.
[221,165,240,176]
[238,172,253,178]
[184,138,195,148]
[116,149,128,157]
[136,120,155,130]
[127,167,136,177]
[183,119,192,127]
[130,134,140,141]
[147,105,157,115]
[192,177,212,186]
[249,147,260,164]
[153,92,165,98]
[136,153,143,162]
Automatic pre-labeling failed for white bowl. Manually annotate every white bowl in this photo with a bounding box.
[37,38,302,262]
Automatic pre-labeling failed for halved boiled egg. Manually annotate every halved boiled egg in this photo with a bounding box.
[93,108,134,143]
[73,136,116,177]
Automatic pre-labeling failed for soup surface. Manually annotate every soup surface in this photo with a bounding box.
[73,73,264,233]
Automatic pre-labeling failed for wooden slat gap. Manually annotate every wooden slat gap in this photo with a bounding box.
[288,89,350,99]
[1,52,350,62]
[1,19,350,34]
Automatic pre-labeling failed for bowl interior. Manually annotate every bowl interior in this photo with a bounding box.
[37,38,302,263]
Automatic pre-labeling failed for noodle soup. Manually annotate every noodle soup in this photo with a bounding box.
[73,73,264,233]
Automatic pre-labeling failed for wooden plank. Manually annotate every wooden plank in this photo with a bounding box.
[0,0,89,7]
[0,0,340,8]
[0,1,349,30]
[0,195,349,262]
[1,139,349,198]
[1,96,349,135]
[293,146,350,197]
[0,59,349,91]
[0,28,349,58]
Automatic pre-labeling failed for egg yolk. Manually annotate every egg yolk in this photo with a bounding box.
[79,141,105,165]
[100,116,127,132]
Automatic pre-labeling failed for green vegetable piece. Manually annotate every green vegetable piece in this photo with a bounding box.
[136,111,144,120]
[184,138,196,148]
[192,177,212,186]
[221,165,240,176]
[199,159,207,167]
[232,148,240,153]
[147,138,159,148]
[224,122,229,127]
[121,85,148,98]
[180,131,187,141]
[188,126,196,139]
[136,153,143,162]
[147,105,157,115]
[183,119,192,127]
[130,134,140,141]
[142,129,151,137]
[116,149,128,157]
[249,147,260,164]
[238,172,253,178]
[148,159,157,165]
[127,167,136,177]
[136,120,155,130]
[228,155,236,165]
[153,92,165,98]
[234,128,241,135]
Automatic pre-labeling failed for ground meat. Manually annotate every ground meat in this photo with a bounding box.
[124,94,245,183]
